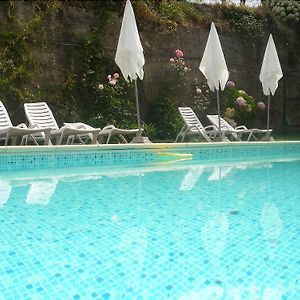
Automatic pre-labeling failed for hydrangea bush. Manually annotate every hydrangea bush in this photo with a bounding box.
[221,81,266,128]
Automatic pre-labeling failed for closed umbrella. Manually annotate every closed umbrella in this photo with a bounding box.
[259,34,283,137]
[115,0,145,137]
[199,22,229,139]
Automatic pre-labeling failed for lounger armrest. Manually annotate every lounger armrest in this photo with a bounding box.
[16,123,28,129]
[204,125,218,131]
[102,125,116,131]
[27,124,40,129]
[235,125,248,130]
[63,122,97,131]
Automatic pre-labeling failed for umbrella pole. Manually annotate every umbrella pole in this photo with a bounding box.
[217,89,221,138]
[134,80,142,136]
[267,94,270,133]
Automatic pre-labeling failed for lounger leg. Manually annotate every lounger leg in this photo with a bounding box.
[118,134,128,143]
[98,135,105,144]
[106,133,112,144]
[175,126,185,143]
[5,133,9,146]
[20,135,28,145]
[91,133,99,144]
[57,134,64,145]
[43,131,50,145]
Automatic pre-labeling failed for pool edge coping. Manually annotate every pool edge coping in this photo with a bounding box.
[1,140,300,154]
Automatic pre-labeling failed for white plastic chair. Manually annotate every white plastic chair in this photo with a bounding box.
[207,114,272,141]
[175,107,223,142]
[65,123,142,144]
[24,102,100,145]
[0,101,51,146]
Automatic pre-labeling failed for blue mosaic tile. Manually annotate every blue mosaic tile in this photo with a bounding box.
[0,146,299,299]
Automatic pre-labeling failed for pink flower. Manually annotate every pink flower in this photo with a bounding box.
[107,75,112,81]
[196,88,202,94]
[169,58,175,63]
[236,96,246,107]
[175,49,184,58]
[226,81,235,88]
[109,79,117,86]
[113,73,119,79]
[257,101,266,110]
[98,84,104,90]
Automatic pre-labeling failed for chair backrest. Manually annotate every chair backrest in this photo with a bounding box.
[207,115,234,131]
[0,101,13,129]
[179,107,204,132]
[179,107,212,142]
[24,102,59,130]
[207,114,238,140]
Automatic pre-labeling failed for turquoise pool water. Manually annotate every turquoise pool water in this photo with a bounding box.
[0,150,299,299]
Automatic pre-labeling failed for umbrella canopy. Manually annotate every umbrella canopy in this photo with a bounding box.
[259,34,283,136]
[259,34,283,96]
[199,22,229,92]
[115,0,145,82]
[199,22,229,139]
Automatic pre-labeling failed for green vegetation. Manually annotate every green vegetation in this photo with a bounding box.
[263,0,300,26]
[0,0,298,141]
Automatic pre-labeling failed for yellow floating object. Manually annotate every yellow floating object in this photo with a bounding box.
[156,152,193,158]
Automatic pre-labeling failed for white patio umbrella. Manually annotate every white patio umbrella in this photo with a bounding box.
[115,0,145,135]
[199,22,229,138]
[259,34,283,136]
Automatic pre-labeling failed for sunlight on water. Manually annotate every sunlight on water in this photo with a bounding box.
[0,158,299,299]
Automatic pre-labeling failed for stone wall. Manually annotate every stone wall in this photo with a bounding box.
[3,1,300,131]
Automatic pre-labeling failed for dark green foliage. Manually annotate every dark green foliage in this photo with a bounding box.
[264,0,300,27]
[148,97,182,141]
[219,4,266,44]
[65,30,137,129]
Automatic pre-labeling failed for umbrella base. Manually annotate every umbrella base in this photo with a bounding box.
[260,135,274,142]
[130,136,152,144]
[213,135,229,142]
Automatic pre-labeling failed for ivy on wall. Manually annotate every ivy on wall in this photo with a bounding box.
[0,0,298,139]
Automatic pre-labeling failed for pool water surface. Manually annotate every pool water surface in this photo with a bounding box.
[0,157,299,299]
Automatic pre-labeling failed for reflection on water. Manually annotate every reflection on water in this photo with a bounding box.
[179,167,204,191]
[261,203,283,243]
[0,158,299,299]
[26,179,58,205]
[201,212,229,263]
[0,181,11,207]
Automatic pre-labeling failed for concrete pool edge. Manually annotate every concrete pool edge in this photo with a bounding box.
[1,140,300,154]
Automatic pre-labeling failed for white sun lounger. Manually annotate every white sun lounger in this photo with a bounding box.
[24,102,100,145]
[207,114,272,141]
[64,123,142,144]
[175,107,230,142]
[0,101,51,146]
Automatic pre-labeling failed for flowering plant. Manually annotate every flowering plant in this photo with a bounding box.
[169,49,211,111]
[90,72,135,128]
[221,81,266,127]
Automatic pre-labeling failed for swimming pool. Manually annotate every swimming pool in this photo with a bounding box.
[0,143,299,299]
